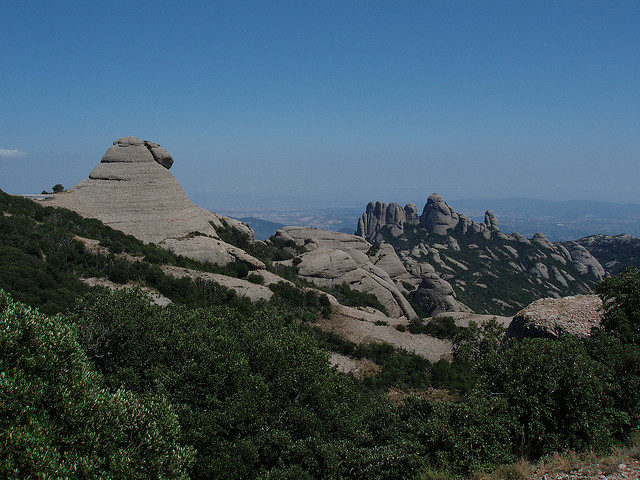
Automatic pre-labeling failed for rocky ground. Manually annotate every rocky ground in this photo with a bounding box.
[526,460,640,480]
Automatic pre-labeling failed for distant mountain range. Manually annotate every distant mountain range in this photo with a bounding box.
[228,197,640,242]
[354,193,613,316]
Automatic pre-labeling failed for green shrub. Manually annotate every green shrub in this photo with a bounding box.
[408,316,460,338]
[68,288,396,479]
[0,290,193,478]
[452,317,505,365]
[401,394,514,475]
[323,283,388,314]
[247,273,265,284]
[479,337,617,458]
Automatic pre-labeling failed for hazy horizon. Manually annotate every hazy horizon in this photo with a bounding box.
[2,2,639,205]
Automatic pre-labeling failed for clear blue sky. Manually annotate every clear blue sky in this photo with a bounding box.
[1,1,639,207]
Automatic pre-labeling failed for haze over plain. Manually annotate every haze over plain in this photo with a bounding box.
[1,1,638,208]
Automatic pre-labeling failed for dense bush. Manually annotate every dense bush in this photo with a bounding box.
[408,316,460,338]
[323,282,389,314]
[479,337,618,458]
[268,282,332,320]
[67,289,410,479]
[452,317,505,365]
[400,394,515,475]
[0,290,193,478]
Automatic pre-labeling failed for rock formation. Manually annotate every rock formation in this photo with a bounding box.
[420,193,461,235]
[356,201,420,243]
[357,193,499,242]
[45,136,262,268]
[561,233,640,277]
[413,273,471,316]
[355,192,607,316]
[273,227,418,319]
[506,294,602,339]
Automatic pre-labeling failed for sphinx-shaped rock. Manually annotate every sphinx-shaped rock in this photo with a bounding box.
[46,136,262,269]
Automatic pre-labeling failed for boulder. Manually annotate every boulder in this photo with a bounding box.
[144,141,174,169]
[506,294,602,339]
[413,273,470,316]
[297,248,360,280]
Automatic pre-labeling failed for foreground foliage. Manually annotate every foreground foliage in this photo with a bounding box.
[0,290,193,478]
[6,280,639,479]
[2,184,640,478]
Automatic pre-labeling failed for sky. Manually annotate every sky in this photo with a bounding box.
[1,1,639,209]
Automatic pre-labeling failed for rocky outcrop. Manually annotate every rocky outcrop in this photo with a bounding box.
[562,233,640,277]
[506,295,602,339]
[356,201,419,243]
[413,273,471,316]
[45,136,262,268]
[563,243,606,279]
[355,192,607,316]
[420,193,460,235]
[484,210,499,230]
[357,192,497,242]
[273,227,417,319]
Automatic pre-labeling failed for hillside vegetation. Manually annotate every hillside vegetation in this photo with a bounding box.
[2,190,640,478]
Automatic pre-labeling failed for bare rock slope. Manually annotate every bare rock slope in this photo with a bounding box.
[273,227,419,320]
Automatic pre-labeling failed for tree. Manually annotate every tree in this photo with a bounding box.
[52,184,64,193]
[452,317,505,365]
[596,266,640,345]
